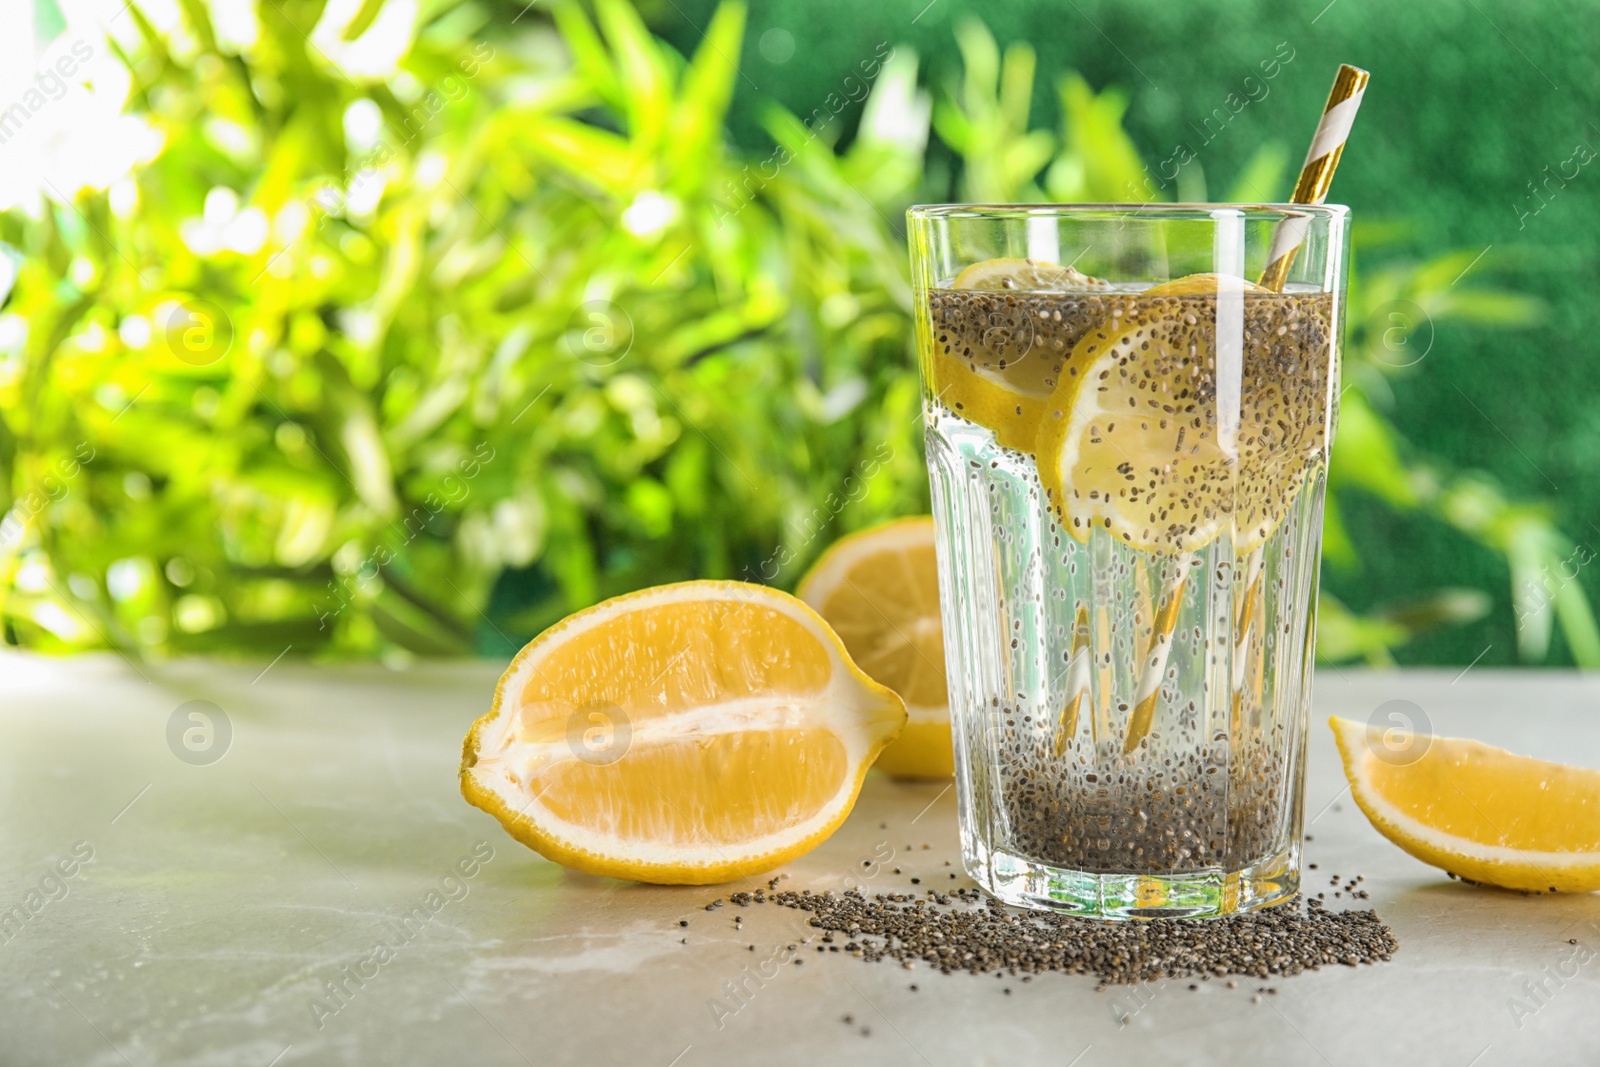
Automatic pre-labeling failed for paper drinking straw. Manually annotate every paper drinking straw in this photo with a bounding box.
[1054,604,1092,756]
[1123,65,1369,757]
[1257,64,1369,291]
[1123,552,1194,755]
[1236,64,1369,730]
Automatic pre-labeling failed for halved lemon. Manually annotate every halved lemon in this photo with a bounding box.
[926,259,1111,453]
[1034,285,1333,554]
[460,581,906,884]
[798,517,952,779]
[1330,716,1600,893]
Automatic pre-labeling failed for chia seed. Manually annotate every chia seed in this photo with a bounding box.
[720,885,1395,985]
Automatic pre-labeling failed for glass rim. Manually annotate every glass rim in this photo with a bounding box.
[907,202,1349,220]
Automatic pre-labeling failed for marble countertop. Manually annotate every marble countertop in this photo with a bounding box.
[2,652,1597,1066]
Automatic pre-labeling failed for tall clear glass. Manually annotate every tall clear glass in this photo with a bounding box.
[908,204,1349,919]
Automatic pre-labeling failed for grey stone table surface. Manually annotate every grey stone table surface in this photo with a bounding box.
[2,651,1598,1067]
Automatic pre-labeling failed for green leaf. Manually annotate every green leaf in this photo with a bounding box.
[1058,73,1149,203]
[342,0,388,41]
[519,116,638,196]
[665,2,745,179]
[1226,143,1290,203]
[595,0,674,150]
[552,1,623,110]
[1328,391,1417,508]
[33,0,67,48]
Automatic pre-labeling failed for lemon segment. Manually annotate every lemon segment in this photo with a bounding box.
[460,581,906,884]
[927,259,1113,453]
[953,257,1111,293]
[1035,302,1231,553]
[1035,289,1334,555]
[1330,715,1600,893]
[799,517,954,779]
[1147,273,1271,296]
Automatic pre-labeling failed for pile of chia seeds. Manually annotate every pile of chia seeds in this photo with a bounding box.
[997,730,1289,873]
[721,882,1396,986]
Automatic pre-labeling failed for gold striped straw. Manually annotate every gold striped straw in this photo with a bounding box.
[1258,64,1369,291]
[1235,65,1369,731]
[1053,605,1092,756]
[1123,554,1192,754]
[1123,64,1369,757]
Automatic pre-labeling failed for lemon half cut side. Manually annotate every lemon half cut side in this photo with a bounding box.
[461,581,907,885]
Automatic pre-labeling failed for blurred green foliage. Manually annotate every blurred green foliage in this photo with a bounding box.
[660,0,1600,669]
[0,0,1592,666]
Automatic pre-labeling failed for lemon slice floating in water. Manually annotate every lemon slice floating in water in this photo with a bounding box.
[927,258,1112,453]
[1035,276,1334,554]
[952,257,1112,293]
[1147,272,1270,296]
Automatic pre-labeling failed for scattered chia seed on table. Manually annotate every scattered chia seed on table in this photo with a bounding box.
[724,887,1395,985]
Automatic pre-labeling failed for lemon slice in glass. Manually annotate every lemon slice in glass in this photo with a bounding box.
[952,258,1111,293]
[1147,272,1270,296]
[1036,281,1333,554]
[927,258,1111,453]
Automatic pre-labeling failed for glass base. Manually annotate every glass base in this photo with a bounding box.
[972,845,1299,920]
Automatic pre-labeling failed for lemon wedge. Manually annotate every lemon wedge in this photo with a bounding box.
[1330,715,1600,893]
[461,581,906,884]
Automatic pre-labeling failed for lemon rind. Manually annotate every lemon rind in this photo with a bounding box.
[797,518,954,779]
[460,580,906,884]
[1329,716,1600,893]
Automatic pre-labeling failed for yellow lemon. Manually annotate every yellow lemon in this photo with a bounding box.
[799,518,952,779]
[1146,272,1270,296]
[926,259,1110,453]
[1035,289,1333,554]
[952,257,1111,293]
[1330,716,1600,894]
[460,581,906,884]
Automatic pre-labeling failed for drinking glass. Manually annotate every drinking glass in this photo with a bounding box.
[907,204,1349,918]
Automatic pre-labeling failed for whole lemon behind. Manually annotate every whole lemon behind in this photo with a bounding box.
[799,517,954,779]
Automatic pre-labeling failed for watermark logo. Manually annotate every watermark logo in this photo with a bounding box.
[979,300,1036,363]
[745,442,895,582]
[758,28,796,64]
[0,442,93,548]
[1364,699,1432,766]
[566,700,632,766]
[1508,937,1597,1029]
[0,39,95,148]
[0,842,95,946]
[1513,138,1595,231]
[309,842,495,1029]
[163,298,234,366]
[564,301,633,367]
[167,700,233,765]
[1367,299,1433,368]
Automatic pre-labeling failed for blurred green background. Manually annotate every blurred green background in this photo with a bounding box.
[1,0,1595,667]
